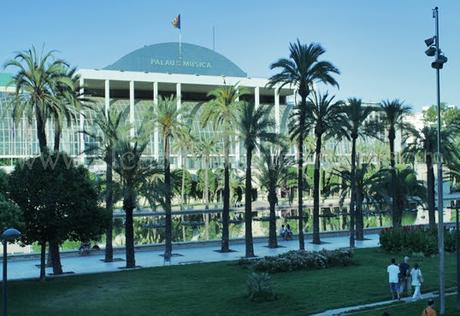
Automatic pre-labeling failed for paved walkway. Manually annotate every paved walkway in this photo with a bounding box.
[312,292,437,316]
[2,234,379,281]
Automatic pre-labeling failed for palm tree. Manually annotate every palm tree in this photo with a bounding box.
[200,84,245,252]
[173,129,195,209]
[379,100,412,228]
[343,98,377,246]
[196,137,219,209]
[152,96,187,260]
[333,161,376,237]
[5,47,81,275]
[268,40,339,250]
[83,106,129,262]
[300,92,348,244]
[4,47,74,154]
[258,144,292,248]
[51,66,86,151]
[403,125,460,228]
[238,102,278,257]
[113,137,162,268]
[369,166,426,227]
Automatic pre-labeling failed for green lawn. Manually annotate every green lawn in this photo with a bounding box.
[351,295,460,315]
[2,248,457,316]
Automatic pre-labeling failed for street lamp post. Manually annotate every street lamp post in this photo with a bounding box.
[424,6,448,315]
[2,228,21,316]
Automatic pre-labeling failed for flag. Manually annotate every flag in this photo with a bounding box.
[171,14,181,30]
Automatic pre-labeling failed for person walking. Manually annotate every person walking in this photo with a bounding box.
[387,258,400,300]
[399,256,411,296]
[421,299,437,316]
[411,263,423,301]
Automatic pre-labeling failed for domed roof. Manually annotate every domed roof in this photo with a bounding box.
[104,42,247,77]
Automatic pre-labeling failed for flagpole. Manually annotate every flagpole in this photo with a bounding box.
[179,29,182,59]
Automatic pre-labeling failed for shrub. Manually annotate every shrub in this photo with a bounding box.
[247,272,276,302]
[379,226,456,256]
[240,248,353,273]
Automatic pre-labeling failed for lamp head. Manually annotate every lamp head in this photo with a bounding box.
[425,36,435,47]
[425,46,437,57]
[1,228,21,241]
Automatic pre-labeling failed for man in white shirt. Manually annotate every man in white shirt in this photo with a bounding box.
[387,258,400,300]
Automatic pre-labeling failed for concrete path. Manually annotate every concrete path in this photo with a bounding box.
[2,234,379,281]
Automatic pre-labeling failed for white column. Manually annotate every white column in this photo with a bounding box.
[129,80,135,137]
[104,80,110,116]
[176,82,182,168]
[79,77,85,165]
[153,82,159,160]
[275,87,280,133]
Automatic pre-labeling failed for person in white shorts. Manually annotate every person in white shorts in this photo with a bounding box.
[411,263,423,301]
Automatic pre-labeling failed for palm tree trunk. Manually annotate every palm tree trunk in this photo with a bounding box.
[355,192,364,240]
[164,136,173,259]
[35,107,48,154]
[50,241,63,275]
[349,138,357,248]
[39,241,46,281]
[181,151,186,210]
[105,151,114,262]
[313,135,322,244]
[389,129,398,228]
[53,125,61,152]
[297,108,306,250]
[204,156,209,209]
[268,184,278,248]
[125,205,135,268]
[221,135,230,252]
[244,148,254,257]
[426,153,436,228]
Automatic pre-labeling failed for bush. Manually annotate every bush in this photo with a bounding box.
[247,272,276,302]
[379,226,456,256]
[239,248,353,273]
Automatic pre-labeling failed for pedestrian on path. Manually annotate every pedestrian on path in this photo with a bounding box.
[421,299,437,316]
[387,258,400,300]
[399,256,411,296]
[411,263,423,301]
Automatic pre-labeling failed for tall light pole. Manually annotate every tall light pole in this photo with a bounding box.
[424,6,448,315]
[2,228,21,316]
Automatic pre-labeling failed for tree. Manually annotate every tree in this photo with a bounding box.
[83,106,129,262]
[369,166,425,227]
[113,138,162,268]
[379,100,412,227]
[258,144,292,248]
[4,47,74,154]
[300,92,348,244]
[9,152,107,279]
[403,125,460,228]
[268,40,339,250]
[151,96,187,260]
[237,102,278,257]
[195,137,219,209]
[333,162,377,239]
[200,84,245,252]
[343,98,377,246]
[172,129,195,209]
[51,66,86,151]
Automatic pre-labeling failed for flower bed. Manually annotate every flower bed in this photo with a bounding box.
[239,248,353,273]
[379,226,457,256]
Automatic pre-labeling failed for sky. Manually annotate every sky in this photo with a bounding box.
[1,0,458,111]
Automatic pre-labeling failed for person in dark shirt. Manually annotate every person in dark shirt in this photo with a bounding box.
[399,256,411,296]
